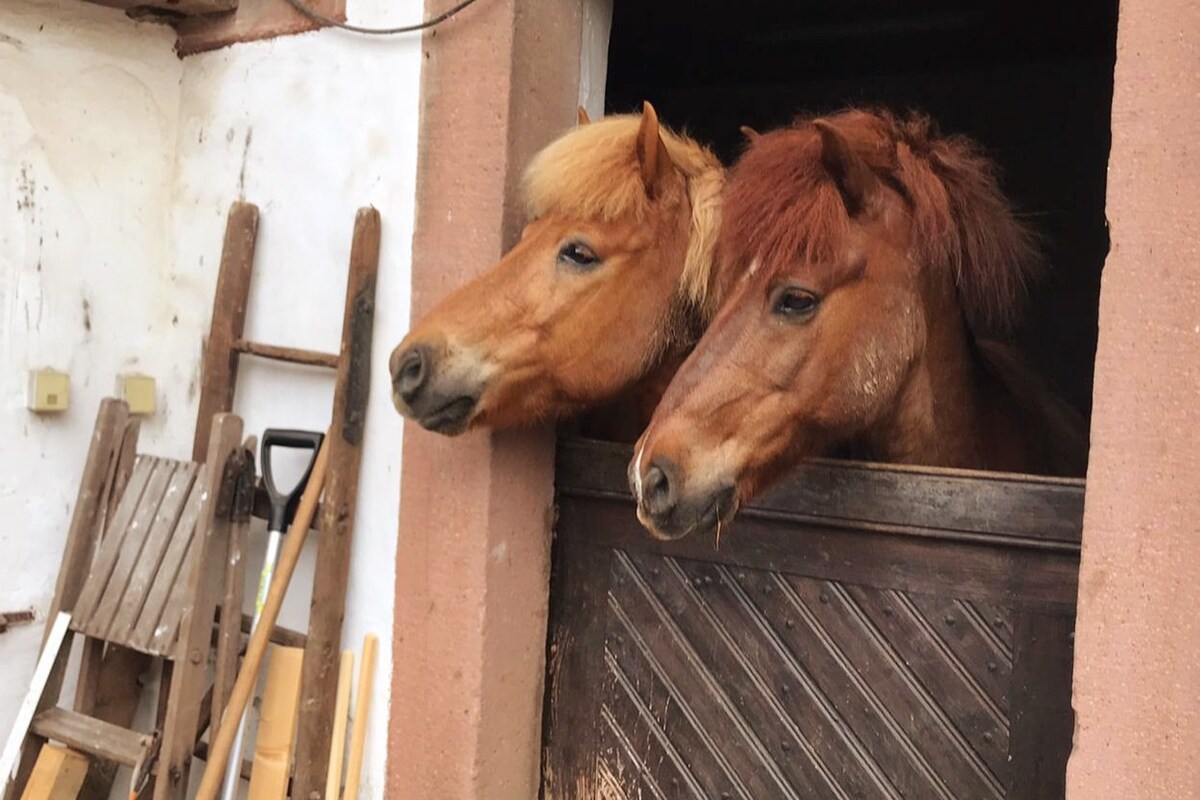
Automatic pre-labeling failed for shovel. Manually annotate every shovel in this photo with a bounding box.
[220,429,324,800]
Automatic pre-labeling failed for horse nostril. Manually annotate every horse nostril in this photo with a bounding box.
[642,460,675,518]
[393,346,430,403]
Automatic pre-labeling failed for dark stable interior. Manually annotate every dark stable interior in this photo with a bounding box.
[603,0,1118,432]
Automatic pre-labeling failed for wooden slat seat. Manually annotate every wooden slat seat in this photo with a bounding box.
[69,456,208,657]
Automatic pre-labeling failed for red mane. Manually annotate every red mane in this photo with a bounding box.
[718,108,1041,336]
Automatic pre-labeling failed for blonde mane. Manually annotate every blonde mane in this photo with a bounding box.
[522,115,724,317]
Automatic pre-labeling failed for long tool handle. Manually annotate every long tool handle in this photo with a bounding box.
[219,526,285,800]
[196,434,331,800]
[324,651,355,800]
[341,635,377,800]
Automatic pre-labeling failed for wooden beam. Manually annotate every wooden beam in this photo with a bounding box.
[81,0,236,17]
[341,636,377,800]
[28,710,150,768]
[173,0,346,57]
[291,208,379,800]
[246,646,304,800]
[555,438,1086,546]
[194,202,259,463]
[155,415,244,800]
[209,611,308,650]
[18,745,88,800]
[193,437,329,800]
[213,439,255,730]
[44,400,129,641]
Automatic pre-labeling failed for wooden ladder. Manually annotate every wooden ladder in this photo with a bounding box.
[190,201,380,800]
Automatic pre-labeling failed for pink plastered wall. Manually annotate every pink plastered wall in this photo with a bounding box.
[1068,1,1200,797]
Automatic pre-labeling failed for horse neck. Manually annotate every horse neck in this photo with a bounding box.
[973,340,1090,476]
[865,277,996,469]
[866,275,1086,475]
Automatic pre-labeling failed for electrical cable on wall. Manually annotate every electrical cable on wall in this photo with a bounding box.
[281,0,483,35]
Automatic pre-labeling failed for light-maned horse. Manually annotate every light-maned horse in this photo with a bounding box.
[630,109,1087,541]
[389,103,723,439]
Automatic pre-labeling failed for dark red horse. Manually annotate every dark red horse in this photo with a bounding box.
[631,109,1087,541]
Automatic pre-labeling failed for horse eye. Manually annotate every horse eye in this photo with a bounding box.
[557,241,601,269]
[773,288,820,318]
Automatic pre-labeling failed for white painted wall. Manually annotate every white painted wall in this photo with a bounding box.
[0,0,186,738]
[172,7,421,794]
[0,1,422,796]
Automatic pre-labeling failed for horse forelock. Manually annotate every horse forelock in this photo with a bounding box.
[717,131,853,293]
[718,108,1042,337]
[522,115,725,319]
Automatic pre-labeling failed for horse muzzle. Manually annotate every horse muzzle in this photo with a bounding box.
[630,455,738,541]
[389,342,483,436]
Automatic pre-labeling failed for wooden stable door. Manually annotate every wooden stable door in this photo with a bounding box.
[542,439,1081,800]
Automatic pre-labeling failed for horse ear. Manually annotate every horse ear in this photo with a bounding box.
[814,119,877,216]
[577,106,591,126]
[739,125,760,142]
[636,101,674,199]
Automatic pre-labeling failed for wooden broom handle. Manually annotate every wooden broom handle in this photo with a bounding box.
[195,434,331,800]
[324,650,355,800]
[342,635,377,800]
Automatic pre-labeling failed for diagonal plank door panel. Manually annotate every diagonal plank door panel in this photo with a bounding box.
[595,551,1019,800]
[545,439,1080,800]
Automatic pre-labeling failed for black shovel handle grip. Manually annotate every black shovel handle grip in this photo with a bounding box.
[260,429,325,532]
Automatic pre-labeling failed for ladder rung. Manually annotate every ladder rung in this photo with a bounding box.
[31,708,152,766]
[233,339,339,369]
[209,607,308,649]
